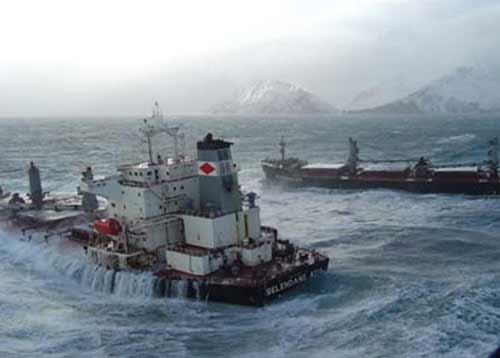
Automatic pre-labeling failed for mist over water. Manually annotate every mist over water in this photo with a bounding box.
[2,114,500,357]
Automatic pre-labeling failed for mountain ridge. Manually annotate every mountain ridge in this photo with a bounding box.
[210,80,337,115]
[354,66,500,114]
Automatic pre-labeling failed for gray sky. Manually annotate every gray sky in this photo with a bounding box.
[1,0,500,116]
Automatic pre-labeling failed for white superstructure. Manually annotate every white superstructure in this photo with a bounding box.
[79,106,273,276]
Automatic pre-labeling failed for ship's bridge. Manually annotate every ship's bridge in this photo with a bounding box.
[79,156,201,225]
[118,158,197,186]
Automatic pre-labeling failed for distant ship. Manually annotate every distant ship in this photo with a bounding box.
[1,103,329,306]
[261,136,500,195]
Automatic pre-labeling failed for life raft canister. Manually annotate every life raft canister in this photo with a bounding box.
[93,218,122,236]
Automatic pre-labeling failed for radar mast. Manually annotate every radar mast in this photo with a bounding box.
[139,101,183,163]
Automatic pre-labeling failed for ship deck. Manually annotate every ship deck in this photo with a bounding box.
[156,248,328,288]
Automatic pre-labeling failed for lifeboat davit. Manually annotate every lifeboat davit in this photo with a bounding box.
[93,218,122,236]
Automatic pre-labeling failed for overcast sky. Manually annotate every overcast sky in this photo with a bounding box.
[1,0,500,116]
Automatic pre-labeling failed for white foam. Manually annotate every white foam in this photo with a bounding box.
[0,229,160,299]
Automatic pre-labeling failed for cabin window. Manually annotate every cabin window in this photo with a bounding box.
[180,185,184,190]
[137,193,141,197]
[173,186,177,191]
[121,190,125,195]
[166,171,170,176]
[139,172,143,176]
[147,171,152,176]
[123,205,126,210]
[111,202,116,208]
[134,172,138,176]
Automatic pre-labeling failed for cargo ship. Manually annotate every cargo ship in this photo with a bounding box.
[1,104,329,306]
[261,136,500,195]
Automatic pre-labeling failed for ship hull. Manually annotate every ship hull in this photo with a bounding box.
[2,224,329,307]
[262,163,500,195]
[155,255,329,306]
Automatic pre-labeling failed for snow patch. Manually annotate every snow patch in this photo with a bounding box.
[360,66,500,114]
[210,80,337,115]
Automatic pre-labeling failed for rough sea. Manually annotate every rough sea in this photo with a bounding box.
[2,114,500,357]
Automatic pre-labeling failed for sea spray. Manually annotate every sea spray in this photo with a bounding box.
[0,229,213,301]
[0,230,163,299]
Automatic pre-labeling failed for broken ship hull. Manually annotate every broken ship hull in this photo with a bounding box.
[262,163,500,195]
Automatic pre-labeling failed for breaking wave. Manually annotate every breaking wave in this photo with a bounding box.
[0,229,194,300]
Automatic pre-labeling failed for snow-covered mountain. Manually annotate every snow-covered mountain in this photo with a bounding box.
[210,81,337,114]
[358,66,500,114]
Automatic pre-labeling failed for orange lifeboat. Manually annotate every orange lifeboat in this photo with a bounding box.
[93,218,122,236]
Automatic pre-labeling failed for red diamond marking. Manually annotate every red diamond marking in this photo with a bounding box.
[200,162,215,175]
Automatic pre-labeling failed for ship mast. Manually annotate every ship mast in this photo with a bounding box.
[140,119,161,164]
[279,136,286,162]
[346,137,360,174]
[488,137,499,174]
[139,101,183,163]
